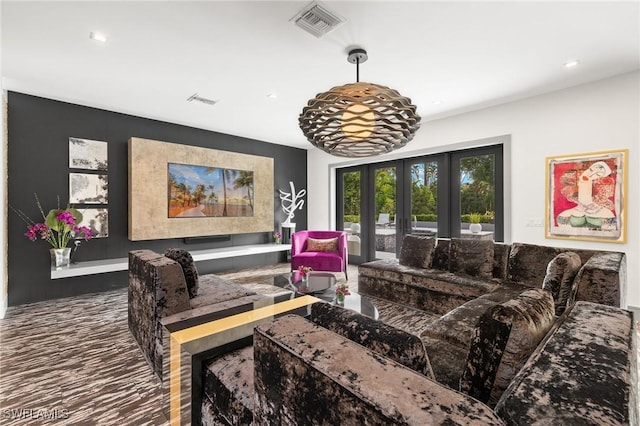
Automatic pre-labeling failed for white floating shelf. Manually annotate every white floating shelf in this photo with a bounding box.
[51,243,291,279]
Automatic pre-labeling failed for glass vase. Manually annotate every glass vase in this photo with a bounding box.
[50,248,71,268]
[335,293,345,306]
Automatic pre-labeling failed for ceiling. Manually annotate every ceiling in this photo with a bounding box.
[2,1,639,150]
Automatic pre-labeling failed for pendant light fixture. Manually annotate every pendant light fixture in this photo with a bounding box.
[299,48,421,157]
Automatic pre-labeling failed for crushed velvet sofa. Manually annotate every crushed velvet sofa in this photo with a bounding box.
[196,292,636,425]
[252,311,504,425]
[359,236,627,316]
[355,236,635,423]
[201,301,437,425]
[128,249,284,380]
[252,300,637,425]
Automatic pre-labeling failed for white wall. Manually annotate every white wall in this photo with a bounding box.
[307,71,639,309]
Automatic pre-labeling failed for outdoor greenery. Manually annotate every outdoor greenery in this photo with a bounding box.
[375,167,397,215]
[468,212,482,224]
[343,171,361,218]
[344,214,361,223]
[460,213,493,224]
[459,156,495,217]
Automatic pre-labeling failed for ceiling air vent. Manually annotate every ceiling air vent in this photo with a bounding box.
[187,93,217,106]
[291,1,345,38]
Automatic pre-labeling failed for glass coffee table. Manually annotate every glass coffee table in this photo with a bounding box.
[274,271,378,319]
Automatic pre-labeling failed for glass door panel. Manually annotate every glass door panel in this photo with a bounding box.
[373,166,398,259]
[342,170,362,257]
[457,154,496,241]
[409,160,439,239]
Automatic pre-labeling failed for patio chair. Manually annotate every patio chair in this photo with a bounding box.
[376,213,392,227]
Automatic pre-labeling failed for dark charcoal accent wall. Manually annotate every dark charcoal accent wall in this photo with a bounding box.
[8,92,307,306]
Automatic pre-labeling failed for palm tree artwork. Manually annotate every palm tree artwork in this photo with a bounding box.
[167,162,254,218]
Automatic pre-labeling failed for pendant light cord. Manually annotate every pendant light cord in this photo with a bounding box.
[356,57,360,83]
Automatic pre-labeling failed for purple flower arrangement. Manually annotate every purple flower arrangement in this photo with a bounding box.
[14,194,92,249]
[297,265,313,278]
[335,283,351,298]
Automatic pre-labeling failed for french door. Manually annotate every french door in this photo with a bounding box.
[337,145,503,263]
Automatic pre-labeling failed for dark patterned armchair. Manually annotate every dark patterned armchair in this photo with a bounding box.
[127,249,270,380]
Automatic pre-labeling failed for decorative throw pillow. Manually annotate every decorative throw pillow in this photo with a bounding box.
[164,248,199,299]
[306,237,339,253]
[459,288,555,407]
[542,251,582,316]
[449,238,494,279]
[507,243,563,286]
[398,234,436,269]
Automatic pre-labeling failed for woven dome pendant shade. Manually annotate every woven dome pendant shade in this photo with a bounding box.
[299,49,421,157]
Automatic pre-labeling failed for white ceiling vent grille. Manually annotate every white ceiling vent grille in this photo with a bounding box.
[187,93,217,106]
[291,1,345,38]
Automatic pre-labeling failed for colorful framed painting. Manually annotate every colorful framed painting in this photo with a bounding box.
[168,163,254,218]
[545,149,627,243]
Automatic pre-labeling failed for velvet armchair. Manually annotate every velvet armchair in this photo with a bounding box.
[291,230,348,280]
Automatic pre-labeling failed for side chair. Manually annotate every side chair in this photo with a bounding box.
[291,230,348,281]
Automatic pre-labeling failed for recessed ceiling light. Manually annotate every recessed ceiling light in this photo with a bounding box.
[432,100,442,105]
[266,93,278,99]
[89,32,107,43]
[564,60,580,68]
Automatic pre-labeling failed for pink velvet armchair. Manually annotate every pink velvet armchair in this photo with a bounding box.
[291,230,348,281]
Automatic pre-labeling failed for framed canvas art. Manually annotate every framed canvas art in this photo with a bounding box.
[128,137,273,240]
[168,163,254,218]
[545,149,627,243]
[78,208,109,238]
[69,173,108,204]
[69,137,108,170]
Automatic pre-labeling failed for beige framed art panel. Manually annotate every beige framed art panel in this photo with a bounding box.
[128,137,274,241]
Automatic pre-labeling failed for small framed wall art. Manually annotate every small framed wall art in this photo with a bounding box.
[545,149,627,243]
[69,137,108,170]
[69,172,108,204]
[77,208,109,238]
